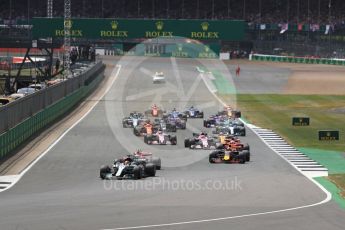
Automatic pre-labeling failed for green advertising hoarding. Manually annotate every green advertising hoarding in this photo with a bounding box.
[292,117,310,126]
[318,130,339,141]
[115,43,220,58]
[31,18,244,41]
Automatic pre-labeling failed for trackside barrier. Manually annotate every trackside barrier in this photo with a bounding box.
[0,65,105,160]
[250,54,345,66]
[0,62,104,134]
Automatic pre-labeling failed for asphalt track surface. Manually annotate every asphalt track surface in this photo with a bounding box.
[0,57,344,230]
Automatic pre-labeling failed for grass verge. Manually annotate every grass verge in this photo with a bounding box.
[222,94,345,152]
[220,93,345,209]
[329,174,345,198]
[315,177,345,209]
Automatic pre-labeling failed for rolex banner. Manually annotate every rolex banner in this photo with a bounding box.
[108,43,220,59]
[31,18,244,41]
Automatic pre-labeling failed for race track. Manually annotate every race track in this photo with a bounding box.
[0,57,344,230]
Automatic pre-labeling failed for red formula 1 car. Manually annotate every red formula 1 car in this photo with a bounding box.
[145,104,165,117]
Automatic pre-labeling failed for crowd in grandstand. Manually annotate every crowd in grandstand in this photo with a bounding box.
[1,0,345,26]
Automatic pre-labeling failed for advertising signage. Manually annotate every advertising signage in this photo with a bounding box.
[32,18,245,41]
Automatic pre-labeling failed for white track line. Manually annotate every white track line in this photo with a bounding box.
[0,65,122,193]
[102,195,329,230]
[100,65,332,230]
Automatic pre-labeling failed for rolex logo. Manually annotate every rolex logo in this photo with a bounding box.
[201,22,209,31]
[327,132,331,137]
[111,21,118,30]
[64,19,72,29]
[204,45,210,52]
[156,21,164,30]
[178,44,183,52]
[299,118,303,123]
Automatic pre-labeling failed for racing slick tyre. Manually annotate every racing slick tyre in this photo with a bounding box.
[144,135,151,144]
[152,157,161,170]
[170,136,177,145]
[243,143,250,151]
[145,163,156,177]
[241,128,246,136]
[113,167,118,176]
[184,139,191,148]
[238,154,246,164]
[133,166,143,179]
[209,152,217,163]
[203,120,208,127]
[199,112,204,118]
[144,110,151,116]
[133,128,141,136]
[242,150,250,162]
[216,143,224,150]
[167,125,177,132]
[233,111,241,118]
[100,165,112,180]
[144,136,148,144]
[179,114,188,121]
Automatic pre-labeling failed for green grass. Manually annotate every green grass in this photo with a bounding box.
[213,71,345,208]
[316,177,345,210]
[329,174,345,199]
[222,94,345,152]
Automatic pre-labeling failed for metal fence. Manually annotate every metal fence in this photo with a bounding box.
[0,71,104,160]
[0,61,104,134]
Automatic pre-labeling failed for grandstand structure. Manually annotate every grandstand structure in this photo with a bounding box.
[0,0,344,59]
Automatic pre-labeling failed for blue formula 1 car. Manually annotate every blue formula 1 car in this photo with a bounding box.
[183,106,204,118]
[163,109,188,121]
[203,115,229,128]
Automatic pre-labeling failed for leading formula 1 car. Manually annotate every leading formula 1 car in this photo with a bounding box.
[209,149,250,164]
[100,155,156,180]
[144,131,177,145]
[133,150,162,170]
